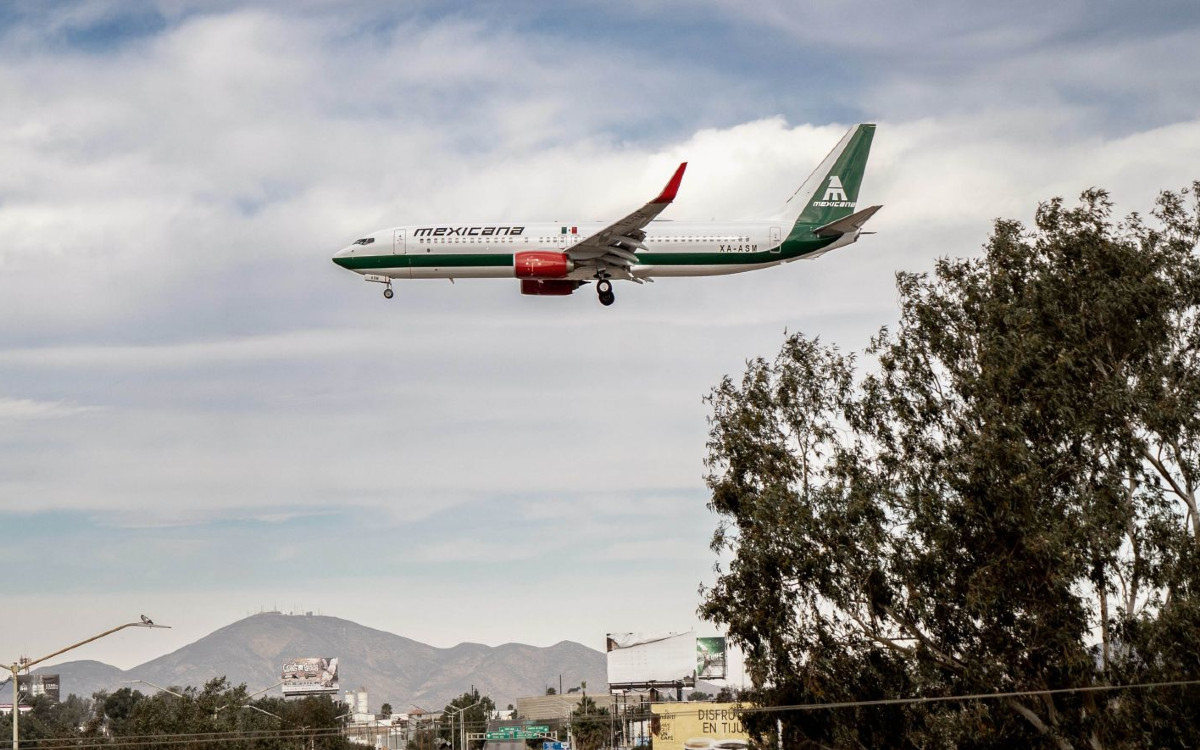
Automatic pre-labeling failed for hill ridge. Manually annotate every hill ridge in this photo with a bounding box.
[35,613,604,710]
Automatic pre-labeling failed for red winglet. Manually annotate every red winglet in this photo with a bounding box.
[652,162,687,204]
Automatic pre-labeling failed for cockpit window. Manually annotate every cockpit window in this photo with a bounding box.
[353,237,375,245]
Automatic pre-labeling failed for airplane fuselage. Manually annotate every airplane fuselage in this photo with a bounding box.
[332,220,856,280]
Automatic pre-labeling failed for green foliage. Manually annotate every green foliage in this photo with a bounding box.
[2,693,96,743]
[702,184,1200,748]
[569,695,610,750]
[3,680,353,750]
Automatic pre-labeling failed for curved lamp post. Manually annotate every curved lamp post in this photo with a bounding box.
[444,700,483,750]
[213,682,284,717]
[123,679,186,699]
[6,618,170,750]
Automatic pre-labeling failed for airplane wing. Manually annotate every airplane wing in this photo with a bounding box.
[565,162,687,277]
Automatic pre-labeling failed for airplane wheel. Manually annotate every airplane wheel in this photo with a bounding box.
[383,288,394,299]
[597,279,613,295]
[599,291,615,306]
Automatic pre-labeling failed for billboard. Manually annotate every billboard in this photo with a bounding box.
[17,674,60,703]
[651,703,750,750]
[606,632,695,684]
[695,638,727,680]
[280,657,339,696]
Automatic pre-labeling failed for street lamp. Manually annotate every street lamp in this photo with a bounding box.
[213,682,285,716]
[123,680,186,699]
[444,700,483,750]
[6,617,170,750]
[239,704,287,722]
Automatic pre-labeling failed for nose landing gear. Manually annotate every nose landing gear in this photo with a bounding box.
[596,278,615,306]
[363,274,394,299]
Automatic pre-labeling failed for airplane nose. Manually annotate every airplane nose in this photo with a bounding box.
[332,246,354,267]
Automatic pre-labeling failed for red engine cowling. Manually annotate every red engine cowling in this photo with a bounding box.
[521,279,581,296]
[514,251,573,279]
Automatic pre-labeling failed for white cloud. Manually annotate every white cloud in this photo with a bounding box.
[4,113,1199,528]
[0,397,103,420]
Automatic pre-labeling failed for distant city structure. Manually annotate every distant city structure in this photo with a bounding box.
[516,693,614,722]
[18,674,61,703]
[345,686,370,718]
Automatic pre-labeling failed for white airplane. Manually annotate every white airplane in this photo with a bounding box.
[333,124,879,306]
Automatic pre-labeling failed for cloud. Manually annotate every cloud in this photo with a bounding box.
[4,112,1199,528]
[1,0,1199,670]
[0,397,104,420]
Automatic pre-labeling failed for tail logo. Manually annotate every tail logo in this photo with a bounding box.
[822,176,846,202]
[812,175,855,208]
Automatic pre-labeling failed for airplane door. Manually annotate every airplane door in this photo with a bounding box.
[770,226,782,253]
[393,229,406,254]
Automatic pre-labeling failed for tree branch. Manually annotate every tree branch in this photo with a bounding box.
[1141,446,1200,541]
[846,610,916,656]
[881,605,967,672]
[1004,698,1075,750]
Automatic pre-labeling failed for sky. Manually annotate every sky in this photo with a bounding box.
[2,0,1200,678]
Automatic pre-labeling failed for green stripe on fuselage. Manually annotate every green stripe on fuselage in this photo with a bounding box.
[638,236,835,265]
[333,253,514,270]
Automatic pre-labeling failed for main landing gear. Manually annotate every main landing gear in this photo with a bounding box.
[596,279,615,307]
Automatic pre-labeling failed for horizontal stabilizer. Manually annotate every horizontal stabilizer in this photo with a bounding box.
[813,205,882,237]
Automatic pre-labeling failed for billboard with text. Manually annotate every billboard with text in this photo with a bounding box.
[280,657,339,696]
[606,632,695,684]
[651,703,749,750]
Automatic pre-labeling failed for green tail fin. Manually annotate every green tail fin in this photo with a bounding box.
[783,123,876,229]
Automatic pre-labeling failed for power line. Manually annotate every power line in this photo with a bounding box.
[26,730,342,745]
[21,728,347,750]
[22,727,337,743]
[655,678,1200,717]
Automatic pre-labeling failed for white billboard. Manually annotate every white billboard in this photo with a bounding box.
[281,657,339,696]
[606,632,695,684]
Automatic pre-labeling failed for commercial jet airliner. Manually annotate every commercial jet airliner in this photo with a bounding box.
[332,123,879,306]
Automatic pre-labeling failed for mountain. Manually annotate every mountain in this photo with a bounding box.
[36,613,605,711]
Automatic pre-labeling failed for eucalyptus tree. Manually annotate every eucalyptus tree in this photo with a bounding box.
[702,185,1200,748]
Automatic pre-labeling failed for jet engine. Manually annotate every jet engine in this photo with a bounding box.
[514,251,573,278]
